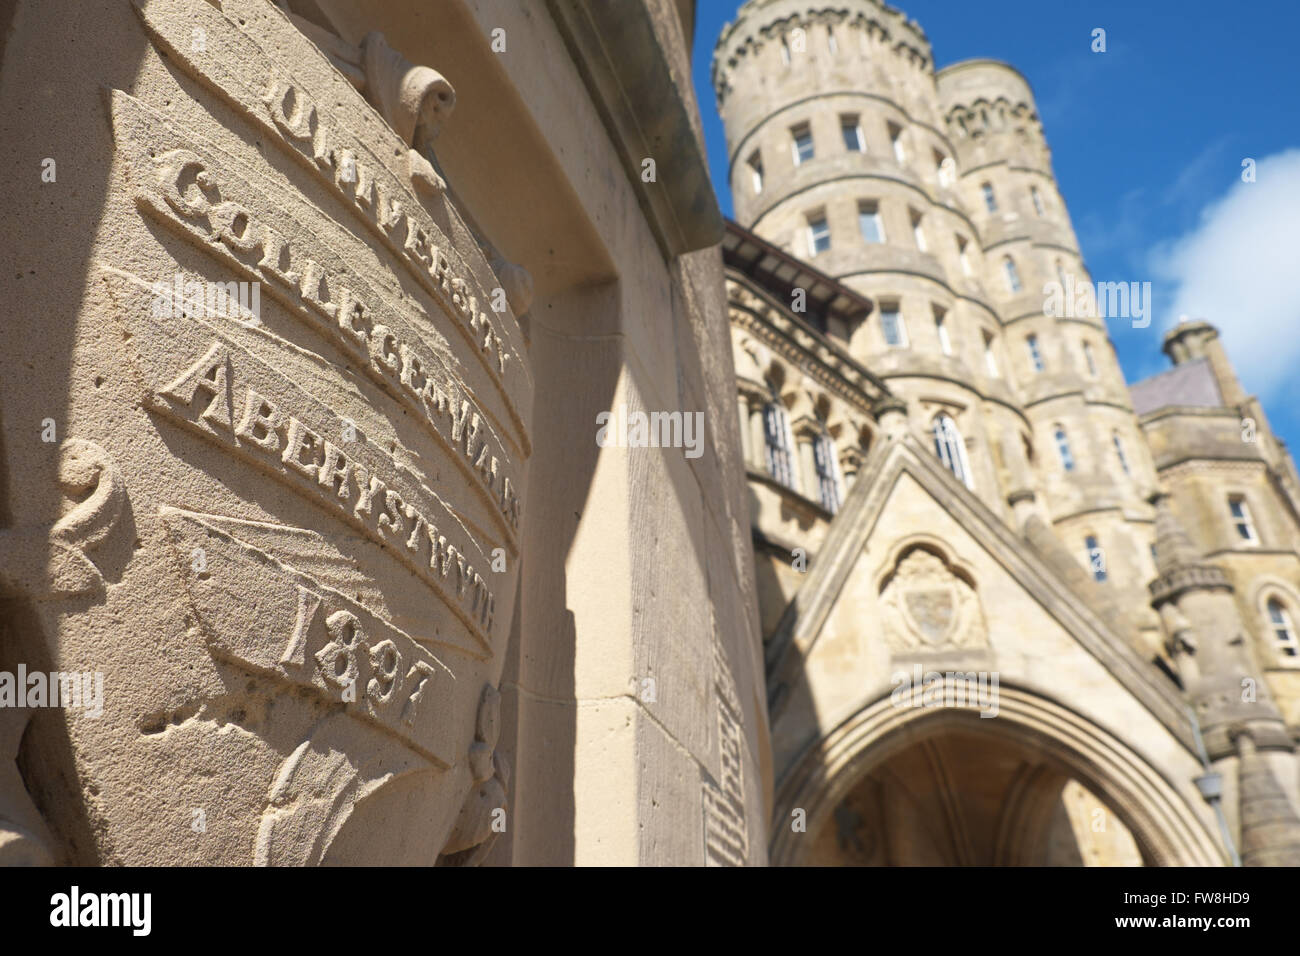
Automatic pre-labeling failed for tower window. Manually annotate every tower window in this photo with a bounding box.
[1026,334,1044,372]
[956,234,972,276]
[780,35,792,66]
[1267,598,1299,657]
[807,214,831,255]
[887,122,905,164]
[826,25,838,55]
[932,415,974,490]
[748,151,764,194]
[1083,340,1098,377]
[880,305,907,347]
[1003,256,1022,294]
[1031,186,1045,216]
[1113,432,1131,475]
[910,209,927,251]
[934,307,952,356]
[792,123,814,165]
[1056,259,1068,290]
[763,401,797,490]
[813,432,841,513]
[982,331,999,377]
[1229,496,1258,544]
[858,202,885,243]
[1084,535,1107,582]
[982,182,998,213]
[1054,426,1075,472]
[841,114,865,152]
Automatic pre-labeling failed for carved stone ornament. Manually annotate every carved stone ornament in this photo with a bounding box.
[0,0,533,865]
[880,548,989,653]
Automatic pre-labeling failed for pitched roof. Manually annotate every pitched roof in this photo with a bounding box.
[1129,358,1223,415]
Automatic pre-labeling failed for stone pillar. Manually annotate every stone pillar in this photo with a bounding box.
[872,394,909,441]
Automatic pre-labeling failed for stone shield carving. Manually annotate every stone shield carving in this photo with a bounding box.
[0,0,531,865]
[881,548,988,654]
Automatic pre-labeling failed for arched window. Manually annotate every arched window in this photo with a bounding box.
[1031,185,1045,217]
[813,432,842,513]
[932,415,974,490]
[1003,256,1022,294]
[1267,598,1299,657]
[763,400,798,490]
[1054,426,1075,472]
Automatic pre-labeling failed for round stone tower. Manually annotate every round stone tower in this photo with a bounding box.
[713,0,1161,632]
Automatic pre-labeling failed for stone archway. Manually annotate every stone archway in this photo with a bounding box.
[771,680,1224,866]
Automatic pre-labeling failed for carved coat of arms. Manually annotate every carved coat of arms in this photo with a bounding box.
[880,548,988,653]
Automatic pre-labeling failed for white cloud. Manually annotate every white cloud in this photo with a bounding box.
[1154,148,1300,402]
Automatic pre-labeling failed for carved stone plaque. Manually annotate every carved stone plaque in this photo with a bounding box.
[0,0,530,865]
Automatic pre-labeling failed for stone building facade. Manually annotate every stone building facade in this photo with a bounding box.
[714,0,1300,864]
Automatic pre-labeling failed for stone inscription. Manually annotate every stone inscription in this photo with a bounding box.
[162,507,459,765]
[130,0,530,433]
[109,90,522,538]
[160,336,497,651]
[102,262,499,655]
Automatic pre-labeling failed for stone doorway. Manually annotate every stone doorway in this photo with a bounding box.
[802,729,1144,865]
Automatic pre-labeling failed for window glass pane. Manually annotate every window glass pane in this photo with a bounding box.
[932,416,972,489]
[881,309,904,346]
[1055,428,1074,471]
[1027,335,1043,372]
[814,433,840,513]
[841,118,862,152]
[763,403,795,489]
[1113,434,1130,474]
[1085,536,1106,582]
[809,217,830,253]
[1004,258,1022,293]
[794,127,814,163]
[859,207,883,243]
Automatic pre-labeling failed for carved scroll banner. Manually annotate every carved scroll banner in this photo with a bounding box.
[81,0,533,863]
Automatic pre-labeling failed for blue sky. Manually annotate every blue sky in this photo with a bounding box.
[691,0,1300,454]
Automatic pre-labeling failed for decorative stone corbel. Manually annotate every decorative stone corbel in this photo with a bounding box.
[359,31,455,197]
[871,394,908,440]
[438,684,510,866]
[283,13,455,198]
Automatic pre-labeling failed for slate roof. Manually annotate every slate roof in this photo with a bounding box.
[1129,358,1223,415]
